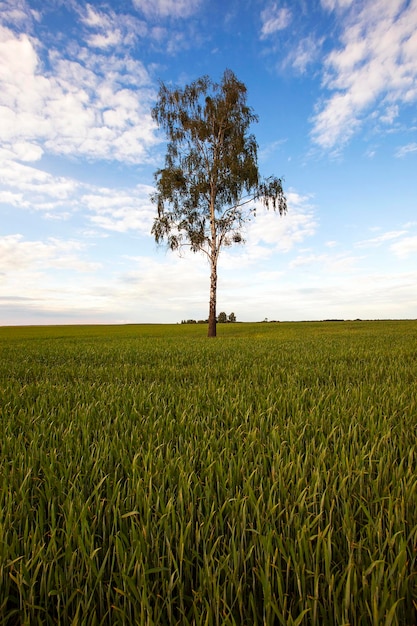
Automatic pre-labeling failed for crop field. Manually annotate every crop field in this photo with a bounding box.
[0,320,416,625]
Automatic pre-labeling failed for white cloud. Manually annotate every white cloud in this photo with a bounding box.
[215,264,417,322]
[258,139,287,162]
[0,155,78,214]
[260,4,292,39]
[0,232,108,324]
[218,191,317,271]
[132,0,202,19]
[289,251,360,271]
[12,141,43,162]
[320,0,354,11]
[390,235,417,258]
[0,24,158,165]
[82,184,155,234]
[81,4,109,29]
[395,142,417,157]
[79,4,147,50]
[0,234,99,273]
[380,104,399,124]
[285,35,322,73]
[0,144,156,228]
[247,207,316,252]
[0,190,29,208]
[120,254,207,307]
[277,270,417,320]
[80,4,196,55]
[312,0,417,149]
[0,0,37,28]
[356,229,408,248]
[88,31,122,49]
[0,240,205,325]
[356,226,417,259]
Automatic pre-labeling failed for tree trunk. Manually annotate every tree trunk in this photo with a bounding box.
[208,256,217,338]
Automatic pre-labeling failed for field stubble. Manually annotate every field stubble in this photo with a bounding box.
[0,321,416,625]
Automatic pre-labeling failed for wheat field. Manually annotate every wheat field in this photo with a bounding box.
[0,321,416,625]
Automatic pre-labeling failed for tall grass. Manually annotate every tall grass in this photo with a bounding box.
[0,321,416,624]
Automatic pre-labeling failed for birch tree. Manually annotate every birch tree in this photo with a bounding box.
[151,69,287,337]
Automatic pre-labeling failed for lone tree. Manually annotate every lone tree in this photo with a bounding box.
[151,69,287,337]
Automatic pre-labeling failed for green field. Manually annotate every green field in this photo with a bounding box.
[1,321,416,625]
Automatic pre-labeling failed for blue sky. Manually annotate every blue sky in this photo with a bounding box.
[1,0,416,325]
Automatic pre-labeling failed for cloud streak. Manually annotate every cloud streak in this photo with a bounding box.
[132,0,202,19]
[260,4,292,39]
[395,142,417,158]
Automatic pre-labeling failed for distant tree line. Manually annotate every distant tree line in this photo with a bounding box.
[181,312,236,325]
[218,312,236,323]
